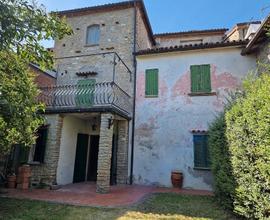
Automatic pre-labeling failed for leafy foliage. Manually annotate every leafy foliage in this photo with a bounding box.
[0,0,72,156]
[208,111,236,210]
[0,0,72,69]
[226,73,270,219]
[0,52,44,155]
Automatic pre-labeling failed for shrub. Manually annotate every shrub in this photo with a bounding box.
[208,112,236,210]
[226,74,270,219]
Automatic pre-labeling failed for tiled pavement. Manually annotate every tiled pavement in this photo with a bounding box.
[1,182,213,207]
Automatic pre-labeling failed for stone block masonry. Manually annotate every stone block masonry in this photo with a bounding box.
[31,114,63,185]
[117,120,129,184]
[96,113,114,193]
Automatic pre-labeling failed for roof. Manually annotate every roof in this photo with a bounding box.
[242,15,270,55]
[135,40,248,56]
[154,28,228,38]
[29,63,57,78]
[55,0,155,45]
[224,21,262,42]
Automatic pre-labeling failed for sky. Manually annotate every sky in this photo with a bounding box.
[38,0,270,47]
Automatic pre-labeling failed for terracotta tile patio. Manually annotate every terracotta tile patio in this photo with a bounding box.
[1,182,213,207]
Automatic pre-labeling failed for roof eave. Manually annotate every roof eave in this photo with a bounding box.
[135,41,248,56]
[242,15,270,55]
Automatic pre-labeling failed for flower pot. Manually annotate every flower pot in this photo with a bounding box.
[7,175,16,189]
[171,171,183,188]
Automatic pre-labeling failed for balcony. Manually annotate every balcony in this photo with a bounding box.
[38,82,132,118]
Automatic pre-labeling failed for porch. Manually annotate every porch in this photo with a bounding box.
[30,112,129,194]
[3,182,213,207]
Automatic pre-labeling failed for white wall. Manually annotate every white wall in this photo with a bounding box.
[56,116,95,185]
[134,48,256,190]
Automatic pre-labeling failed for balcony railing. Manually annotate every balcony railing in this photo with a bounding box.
[38,82,132,117]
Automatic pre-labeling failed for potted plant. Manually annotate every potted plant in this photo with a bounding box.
[171,170,183,188]
[7,172,16,188]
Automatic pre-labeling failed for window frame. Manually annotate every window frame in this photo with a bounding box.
[190,64,214,95]
[31,125,49,164]
[145,68,159,98]
[193,133,211,170]
[86,24,101,46]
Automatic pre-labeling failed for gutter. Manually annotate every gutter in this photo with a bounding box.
[130,1,137,185]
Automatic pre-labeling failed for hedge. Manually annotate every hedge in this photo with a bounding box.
[226,74,270,219]
[208,111,236,210]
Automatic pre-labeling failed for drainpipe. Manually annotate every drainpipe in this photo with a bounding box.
[130,0,137,185]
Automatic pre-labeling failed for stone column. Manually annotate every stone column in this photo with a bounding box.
[116,120,129,184]
[31,114,63,185]
[96,113,114,193]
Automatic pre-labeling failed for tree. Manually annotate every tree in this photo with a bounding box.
[0,0,72,156]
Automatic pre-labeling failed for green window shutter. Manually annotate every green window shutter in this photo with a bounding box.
[145,69,158,97]
[201,64,211,92]
[190,64,211,93]
[193,135,210,168]
[75,79,96,107]
[191,65,200,93]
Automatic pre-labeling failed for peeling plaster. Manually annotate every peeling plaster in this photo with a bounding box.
[134,48,256,190]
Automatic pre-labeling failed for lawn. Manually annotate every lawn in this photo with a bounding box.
[0,193,238,220]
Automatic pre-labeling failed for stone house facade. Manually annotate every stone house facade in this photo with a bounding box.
[28,0,267,192]
[30,0,154,193]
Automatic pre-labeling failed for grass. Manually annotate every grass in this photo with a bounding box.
[0,193,238,220]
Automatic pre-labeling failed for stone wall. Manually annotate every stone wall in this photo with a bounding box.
[116,120,129,184]
[96,113,114,193]
[136,7,152,50]
[31,114,63,185]
[54,8,135,95]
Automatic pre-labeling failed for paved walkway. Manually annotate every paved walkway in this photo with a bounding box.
[1,182,213,207]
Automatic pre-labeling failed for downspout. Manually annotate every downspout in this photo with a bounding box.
[130,1,137,185]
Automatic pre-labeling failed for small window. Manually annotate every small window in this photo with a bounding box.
[190,64,211,93]
[145,69,158,97]
[193,134,210,169]
[86,25,100,45]
[33,125,48,163]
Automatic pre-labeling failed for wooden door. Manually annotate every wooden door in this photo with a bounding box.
[73,133,89,183]
[87,135,99,181]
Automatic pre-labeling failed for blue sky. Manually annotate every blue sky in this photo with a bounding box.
[39,0,270,47]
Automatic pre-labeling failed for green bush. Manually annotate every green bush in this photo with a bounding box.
[226,74,270,219]
[208,112,236,210]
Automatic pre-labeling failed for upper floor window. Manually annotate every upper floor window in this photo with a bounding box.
[190,64,211,93]
[145,69,159,97]
[86,25,100,45]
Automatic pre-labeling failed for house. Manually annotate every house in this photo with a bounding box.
[30,0,154,193]
[27,0,267,192]
[134,32,256,190]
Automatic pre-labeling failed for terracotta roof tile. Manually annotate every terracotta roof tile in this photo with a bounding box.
[135,40,248,55]
[154,28,229,37]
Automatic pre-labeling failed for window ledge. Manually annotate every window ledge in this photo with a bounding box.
[84,44,99,47]
[188,92,216,97]
[194,167,211,171]
[145,95,158,98]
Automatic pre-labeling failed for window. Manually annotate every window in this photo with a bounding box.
[193,134,210,169]
[190,64,211,93]
[145,69,158,97]
[33,126,48,163]
[86,25,100,45]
